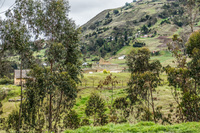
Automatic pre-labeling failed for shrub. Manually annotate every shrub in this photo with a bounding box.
[113,10,119,15]
[85,92,108,126]
[103,69,108,74]
[64,110,80,129]
[0,76,13,85]
[92,57,99,61]
[0,102,3,116]
[103,18,112,25]
[160,19,171,25]
[4,110,19,131]
[113,97,130,123]
[133,42,146,47]
[88,24,97,30]
[81,118,90,126]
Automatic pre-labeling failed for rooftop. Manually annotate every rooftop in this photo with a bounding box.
[14,70,31,79]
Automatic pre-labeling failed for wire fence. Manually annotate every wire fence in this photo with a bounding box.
[77,79,129,89]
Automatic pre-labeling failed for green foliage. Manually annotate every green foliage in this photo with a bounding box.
[113,10,119,15]
[4,110,19,131]
[126,48,151,73]
[105,12,110,19]
[64,110,80,129]
[160,19,171,25]
[65,122,200,133]
[165,30,200,122]
[0,0,82,132]
[0,76,13,85]
[132,41,146,48]
[85,92,108,126]
[103,69,108,74]
[103,18,112,25]
[186,30,200,57]
[0,102,3,116]
[172,16,189,27]
[139,15,151,22]
[113,97,130,123]
[159,2,185,19]
[113,97,129,111]
[83,27,132,57]
[80,118,90,126]
[127,47,162,123]
[147,17,157,27]
[89,24,97,30]
[0,60,13,78]
[140,25,149,34]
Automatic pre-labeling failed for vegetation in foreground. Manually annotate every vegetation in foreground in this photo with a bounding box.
[65,121,200,133]
[1,0,200,133]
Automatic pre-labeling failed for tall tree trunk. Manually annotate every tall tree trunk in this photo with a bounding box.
[49,94,52,132]
[18,58,23,132]
[150,84,156,123]
[49,62,53,132]
[147,90,150,121]
[53,91,63,131]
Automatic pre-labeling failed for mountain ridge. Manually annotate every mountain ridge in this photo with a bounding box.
[79,0,199,59]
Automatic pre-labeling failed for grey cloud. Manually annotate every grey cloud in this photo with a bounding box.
[69,0,133,25]
[0,0,132,26]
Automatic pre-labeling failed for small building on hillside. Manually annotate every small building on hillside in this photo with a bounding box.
[118,55,126,60]
[14,70,31,85]
[92,58,120,72]
[82,68,97,73]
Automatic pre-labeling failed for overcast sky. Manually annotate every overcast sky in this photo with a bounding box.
[0,0,132,26]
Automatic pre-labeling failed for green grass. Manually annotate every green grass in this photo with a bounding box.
[65,121,200,133]
[75,71,175,122]
[0,85,21,101]
[116,45,135,56]
[197,21,200,26]
[138,38,162,51]
[33,49,46,61]
[150,51,175,67]
[0,85,21,118]
[79,72,130,88]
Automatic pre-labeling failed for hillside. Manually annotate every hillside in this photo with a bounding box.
[80,0,200,59]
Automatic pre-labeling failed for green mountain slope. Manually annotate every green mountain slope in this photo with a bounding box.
[80,0,200,59]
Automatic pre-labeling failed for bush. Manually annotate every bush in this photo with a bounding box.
[160,19,171,25]
[85,92,108,126]
[113,10,119,15]
[64,110,80,129]
[0,102,3,116]
[89,24,97,30]
[4,110,19,131]
[133,42,146,47]
[0,76,13,85]
[81,118,90,126]
[103,69,108,74]
[92,57,99,61]
[103,18,112,25]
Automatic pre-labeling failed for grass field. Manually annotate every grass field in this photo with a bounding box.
[0,85,21,118]
[65,121,200,133]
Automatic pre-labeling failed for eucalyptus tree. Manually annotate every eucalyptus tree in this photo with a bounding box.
[35,0,81,132]
[179,0,200,32]
[85,92,108,126]
[126,48,162,123]
[185,0,200,32]
[0,3,35,132]
[164,31,200,122]
[10,0,82,132]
